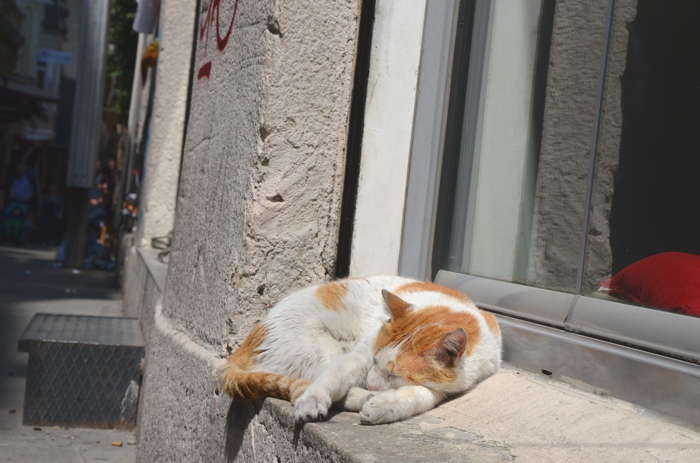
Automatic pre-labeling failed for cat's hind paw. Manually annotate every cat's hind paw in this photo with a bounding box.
[293,390,332,423]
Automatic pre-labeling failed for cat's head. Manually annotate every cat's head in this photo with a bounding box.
[366,290,469,392]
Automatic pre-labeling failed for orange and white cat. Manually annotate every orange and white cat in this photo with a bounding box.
[221,276,501,424]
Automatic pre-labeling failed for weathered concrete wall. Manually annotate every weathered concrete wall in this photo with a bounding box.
[160,0,359,349]
[136,0,198,248]
[526,0,636,292]
[135,0,361,460]
[135,302,229,462]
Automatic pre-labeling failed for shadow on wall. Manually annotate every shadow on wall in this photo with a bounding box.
[224,400,258,462]
[223,398,346,461]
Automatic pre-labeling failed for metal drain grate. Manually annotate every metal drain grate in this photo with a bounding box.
[18,313,144,429]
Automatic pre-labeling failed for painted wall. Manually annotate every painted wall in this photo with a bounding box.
[349,0,427,277]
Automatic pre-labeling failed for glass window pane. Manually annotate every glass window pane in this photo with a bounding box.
[585,2,700,318]
[440,0,607,293]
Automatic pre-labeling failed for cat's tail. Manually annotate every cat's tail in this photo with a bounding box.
[221,323,308,403]
[221,362,309,403]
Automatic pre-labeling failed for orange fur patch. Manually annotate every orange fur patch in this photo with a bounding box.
[481,311,500,335]
[395,281,473,304]
[224,370,307,402]
[223,323,310,402]
[229,323,267,370]
[397,352,458,385]
[373,323,393,355]
[374,305,482,385]
[315,281,348,311]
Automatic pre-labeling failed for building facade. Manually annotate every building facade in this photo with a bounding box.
[1,0,83,231]
[125,0,700,461]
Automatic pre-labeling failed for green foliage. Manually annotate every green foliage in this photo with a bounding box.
[106,0,138,120]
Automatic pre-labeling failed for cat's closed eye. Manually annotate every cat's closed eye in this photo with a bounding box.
[375,362,397,378]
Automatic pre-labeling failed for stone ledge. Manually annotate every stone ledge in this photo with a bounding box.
[225,364,700,463]
[226,398,513,463]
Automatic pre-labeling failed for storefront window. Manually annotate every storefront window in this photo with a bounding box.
[421,0,700,425]
[438,0,700,319]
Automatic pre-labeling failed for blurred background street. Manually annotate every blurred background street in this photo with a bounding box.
[1,0,156,459]
[0,245,135,463]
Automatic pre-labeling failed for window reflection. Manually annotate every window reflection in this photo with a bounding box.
[588,2,700,317]
[440,0,598,293]
[445,0,550,284]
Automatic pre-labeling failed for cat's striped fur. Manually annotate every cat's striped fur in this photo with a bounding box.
[221,276,502,424]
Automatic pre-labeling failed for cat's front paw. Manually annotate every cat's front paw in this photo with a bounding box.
[359,390,403,425]
[294,389,332,423]
[339,387,378,412]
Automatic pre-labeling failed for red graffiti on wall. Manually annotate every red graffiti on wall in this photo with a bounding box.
[198,61,212,80]
[197,0,239,80]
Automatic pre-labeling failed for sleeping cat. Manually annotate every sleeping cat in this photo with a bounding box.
[221,276,502,424]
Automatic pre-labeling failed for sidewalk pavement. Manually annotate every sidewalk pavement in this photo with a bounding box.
[0,245,136,463]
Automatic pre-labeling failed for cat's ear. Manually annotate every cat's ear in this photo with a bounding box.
[382,289,410,320]
[435,328,468,366]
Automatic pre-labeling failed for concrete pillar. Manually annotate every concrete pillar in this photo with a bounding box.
[136,0,197,248]
[134,1,361,460]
